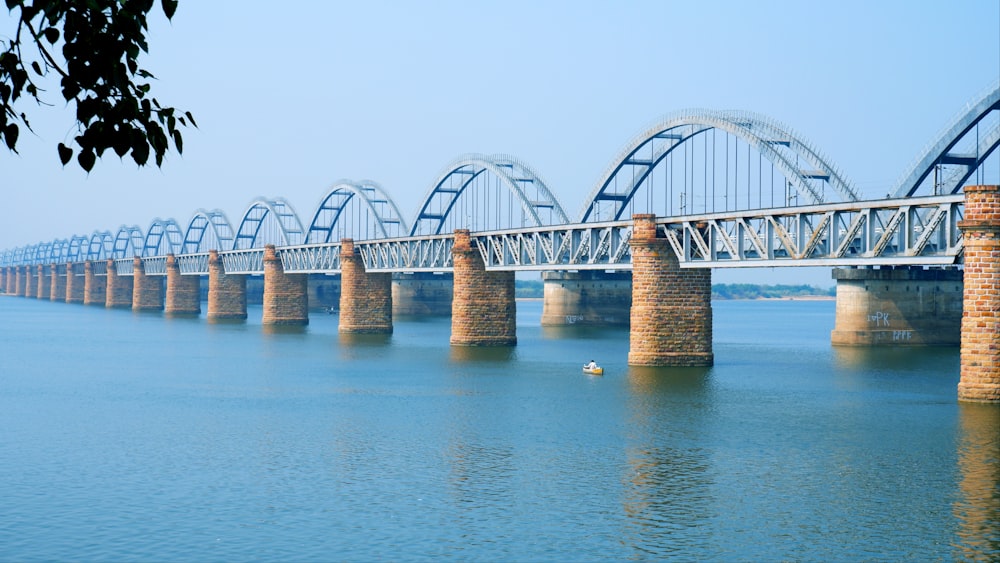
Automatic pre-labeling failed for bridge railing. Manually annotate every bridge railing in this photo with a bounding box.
[474,221,634,271]
[177,253,210,275]
[358,234,455,272]
[220,249,264,274]
[279,243,342,273]
[142,256,167,276]
[114,258,133,276]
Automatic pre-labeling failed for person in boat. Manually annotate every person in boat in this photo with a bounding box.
[585,360,599,370]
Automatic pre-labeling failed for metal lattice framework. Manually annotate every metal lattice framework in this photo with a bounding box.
[144,219,184,257]
[87,231,114,261]
[234,198,305,249]
[183,209,236,253]
[112,225,145,259]
[580,109,859,222]
[306,180,409,243]
[892,81,1000,197]
[410,153,569,236]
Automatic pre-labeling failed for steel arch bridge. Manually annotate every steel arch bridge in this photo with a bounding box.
[306,180,409,243]
[892,81,1000,198]
[410,153,569,236]
[580,109,860,223]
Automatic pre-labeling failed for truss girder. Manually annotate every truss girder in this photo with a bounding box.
[892,82,1000,197]
[411,154,569,236]
[581,110,859,222]
[177,253,210,275]
[356,235,455,272]
[141,256,168,276]
[114,258,134,276]
[473,222,633,271]
[184,209,236,254]
[234,198,305,249]
[306,180,409,243]
[279,244,343,273]
[220,249,265,274]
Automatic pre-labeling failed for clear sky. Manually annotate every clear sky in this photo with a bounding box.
[3,0,999,286]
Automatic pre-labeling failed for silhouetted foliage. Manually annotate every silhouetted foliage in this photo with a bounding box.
[1,0,193,171]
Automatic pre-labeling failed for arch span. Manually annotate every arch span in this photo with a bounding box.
[410,153,569,236]
[307,180,409,243]
[144,218,184,257]
[113,225,145,259]
[891,81,1000,197]
[183,209,236,253]
[580,109,858,222]
[86,231,114,261]
[234,198,305,249]
[67,235,89,262]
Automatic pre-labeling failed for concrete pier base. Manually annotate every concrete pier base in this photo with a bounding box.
[84,261,107,305]
[339,239,393,334]
[165,254,201,315]
[830,267,963,346]
[206,250,247,321]
[262,245,308,325]
[105,260,133,308]
[541,270,631,326]
[628,214,713,367]
[957,184,1000,403]
[392,272,453,316]
[450,229,516,346]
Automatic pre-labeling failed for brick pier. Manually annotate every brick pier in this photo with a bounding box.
[450,229,516,346]
[165,254,201,315]
[132,257,164,311]
[4,267,12,294]
[105,260,133,308]
[339,239,393,333]
[49,264,65,301]
[84,262,107,305]
[262,244,308,325]
[628,214,713,366]
[24,265,36,298]
[957,185,1000,403]
[206,250,247,321]
[35,265,50,299]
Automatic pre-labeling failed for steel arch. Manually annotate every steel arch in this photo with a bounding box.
[86,231,114,261]
[234,198,306,249]
[113,225,145,258]
[306,180,410,243]
[892,82,1000,197]
[144,218,184,257]
[49,238,70,263]
[66,235,89,262]
[183,209,236,253]
[580,110,858,222]
[410,153,570,236]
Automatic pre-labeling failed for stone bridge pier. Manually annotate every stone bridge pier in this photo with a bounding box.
[450,229,516,346]
[105,259,133,308]
[132,256,164,311]
[262,244,308,325]
[957,185,1000,403]
[541,270,631,326]
[628,214,713,366]
[338,239,393,334]
[35,265,50,299]
[207,249,247,321]
[84,261,107,305]
[165,254,201,315]
[49,264,65,301]
[23,265,36,297]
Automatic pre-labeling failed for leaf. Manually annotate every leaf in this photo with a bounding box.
[172,129,182,154]
[161,0,178,19]
[31,61,42,75]
[77,149,96,172]
[43,27,59,44]
[185,111,198,128]
[4,123,18,150]
[58,143,73,165]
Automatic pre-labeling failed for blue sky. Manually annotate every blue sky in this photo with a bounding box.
[3,0,999,286]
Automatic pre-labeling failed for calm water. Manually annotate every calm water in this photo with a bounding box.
[0,296,997,562]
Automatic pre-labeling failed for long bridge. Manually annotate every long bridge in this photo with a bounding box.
[2,84,998,403]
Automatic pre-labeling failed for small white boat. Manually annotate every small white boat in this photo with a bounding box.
[583,364,604,376]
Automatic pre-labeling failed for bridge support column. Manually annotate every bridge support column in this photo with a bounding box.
[957,184,1000,403]
[830,267,962,346]
[36,265,50,299]
[14,266,26,296]
[0,267,5,293]
[3,267,11,294]
[262,244,308,325]
[165,254,201,316]
[84,261,107,305]
[132,257,163,311]
[207,250,247,321]
[541,271,631,326]
[24,265,36,298]
[105,260,133,308]
[450,229,516,346]
[392,272,453,316]
[66,263,85,303]
[49,264,65,301]
[338,239,393,333]
[628,214,713,366]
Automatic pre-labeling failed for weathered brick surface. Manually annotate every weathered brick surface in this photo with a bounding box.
[830,267,963,346]
[14,266,26,296]
[49,264,65,301]
[628,214,713,366]
[339,239,393,333]
[957,185,1000,403]
[3,267,12,294]
[24,265,36,298]
[0,267,6,293]
[105,260,133,308]
[262,245,308,325]
[451,230,516,346]
[132,257,164,311]
[207,249,247,321]
[35,265,50,299]
[541,271,632,326]
[393,273,453,316]
[165,254,201,315]
[84,261,107,305]
[66,264,85,303]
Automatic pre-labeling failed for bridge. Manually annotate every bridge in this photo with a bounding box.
[2,83,998,403]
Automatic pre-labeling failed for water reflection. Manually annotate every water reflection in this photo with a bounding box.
[337,332,392,346]
[260,324,308,336]
[952,403,1000,561]
[622,365,714,557]
[833,345,959,371]
[449,346,517,363]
